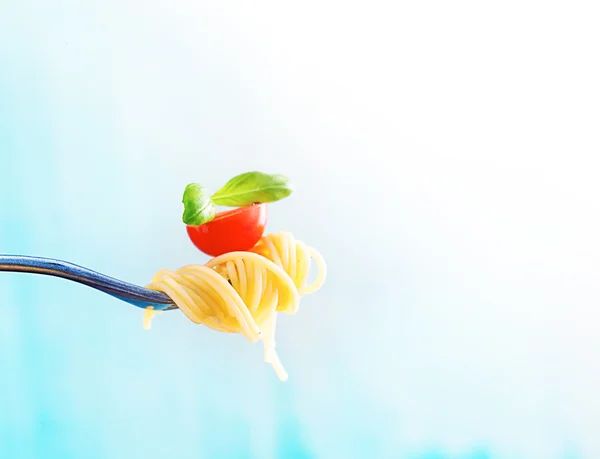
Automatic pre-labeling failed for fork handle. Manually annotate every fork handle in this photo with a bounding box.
[0,255,174,310]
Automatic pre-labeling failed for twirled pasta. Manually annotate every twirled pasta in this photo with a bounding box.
[250,232,326,294]
[145,233,326,380]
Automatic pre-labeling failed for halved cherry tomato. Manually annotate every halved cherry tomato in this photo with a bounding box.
[186,203,267,257]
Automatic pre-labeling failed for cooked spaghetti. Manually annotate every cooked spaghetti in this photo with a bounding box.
[145,232,326,380]
[250,232,326,294]
[142,307,162,330]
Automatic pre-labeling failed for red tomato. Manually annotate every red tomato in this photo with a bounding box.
[186,203,267,257]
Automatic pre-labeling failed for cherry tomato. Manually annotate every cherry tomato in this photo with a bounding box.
[186,203,267,257]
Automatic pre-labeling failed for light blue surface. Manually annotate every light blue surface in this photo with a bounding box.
[1,1,599,458]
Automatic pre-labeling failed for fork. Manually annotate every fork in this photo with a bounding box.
[0,255,176,310]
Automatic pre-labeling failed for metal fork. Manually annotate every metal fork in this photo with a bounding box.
[0,255,176,310]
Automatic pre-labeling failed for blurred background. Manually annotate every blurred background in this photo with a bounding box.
[1,1,599,458]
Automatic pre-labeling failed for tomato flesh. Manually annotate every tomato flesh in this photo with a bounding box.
[186,203,267,257]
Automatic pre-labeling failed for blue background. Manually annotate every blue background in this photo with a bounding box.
[1,1,599,458]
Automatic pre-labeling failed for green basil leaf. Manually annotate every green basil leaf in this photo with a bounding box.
[211,171,294,206]
[181,183,216,225]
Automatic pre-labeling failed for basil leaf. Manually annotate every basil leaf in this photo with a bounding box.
[181,183,216,225]
[211,171,294,206]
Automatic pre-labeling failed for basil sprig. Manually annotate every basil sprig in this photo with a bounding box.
[212,172,293,206]
[181,184,216,225]
[182,171,293,226]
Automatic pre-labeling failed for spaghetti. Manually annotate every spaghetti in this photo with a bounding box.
[145,233,326,380]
